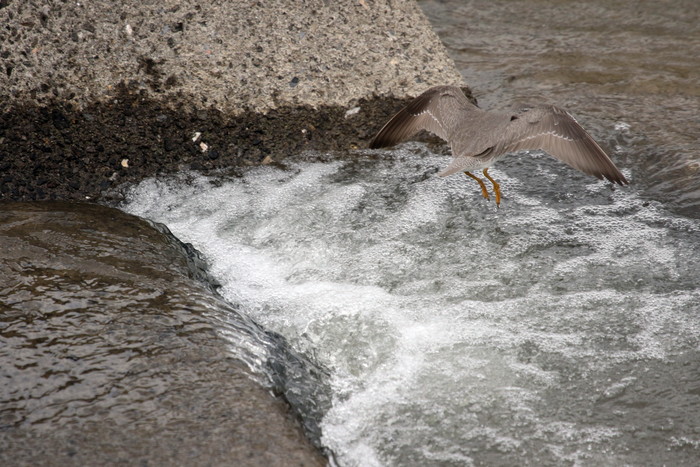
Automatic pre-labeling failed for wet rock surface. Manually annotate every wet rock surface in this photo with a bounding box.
[0,202,327,467]
[0,87,435,203]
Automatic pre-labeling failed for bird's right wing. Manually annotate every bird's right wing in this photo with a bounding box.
[503,106,629,185]
[369,86,477,148]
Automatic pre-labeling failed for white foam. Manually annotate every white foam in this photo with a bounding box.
[122,148,700,466]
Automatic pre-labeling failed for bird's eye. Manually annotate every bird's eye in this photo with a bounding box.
[510,115,518,121]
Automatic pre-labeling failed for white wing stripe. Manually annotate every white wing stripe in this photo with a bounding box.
[412,109,446,134]
[516,130,575,143]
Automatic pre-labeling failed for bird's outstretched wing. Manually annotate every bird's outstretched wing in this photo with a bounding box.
[503,106,628,185]
[369,86,477,148]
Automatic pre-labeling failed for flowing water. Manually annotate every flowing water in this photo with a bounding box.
[0,203,328,465]
[122,0,697,465]
[122,147,699,465]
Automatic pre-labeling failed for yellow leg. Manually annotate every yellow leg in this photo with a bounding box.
[482,168,501,207]
[464,171,490,200]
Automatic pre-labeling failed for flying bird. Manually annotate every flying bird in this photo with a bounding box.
[369,86,628,206]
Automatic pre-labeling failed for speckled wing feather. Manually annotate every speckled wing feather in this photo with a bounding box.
[502,106,629,185]
[369,86,477,148]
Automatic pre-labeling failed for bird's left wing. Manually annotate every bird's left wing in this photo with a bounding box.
[369,86,477,148]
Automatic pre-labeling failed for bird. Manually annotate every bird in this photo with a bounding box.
[369,85,628,206]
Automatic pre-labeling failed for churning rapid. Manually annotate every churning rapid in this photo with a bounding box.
[122,145,700,466]
[123,0,700,463]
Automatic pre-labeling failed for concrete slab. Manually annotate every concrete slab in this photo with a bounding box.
[0,0,465,202]
[0,0,462,113]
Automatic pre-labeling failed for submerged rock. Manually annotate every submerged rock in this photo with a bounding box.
[0,201,326,467]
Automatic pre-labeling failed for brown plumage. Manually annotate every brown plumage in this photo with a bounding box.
[369,86,628,206]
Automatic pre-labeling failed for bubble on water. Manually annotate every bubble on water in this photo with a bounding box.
[614,121,631,131]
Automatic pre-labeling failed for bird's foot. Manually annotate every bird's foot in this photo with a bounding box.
[464,171,491,201]
[482,168,501,208]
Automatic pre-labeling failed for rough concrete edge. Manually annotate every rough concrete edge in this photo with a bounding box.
[0,83,470,203]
